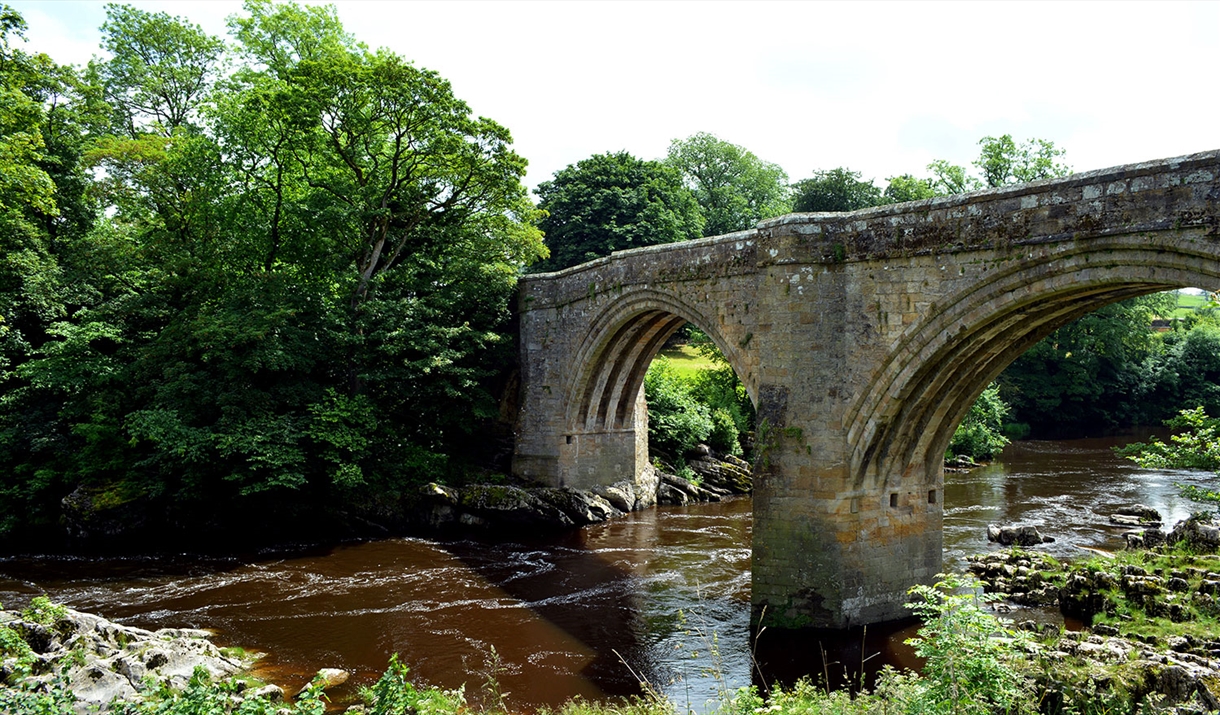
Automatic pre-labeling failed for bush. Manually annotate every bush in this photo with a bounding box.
[946,383,1011,462]
[644,357,714,459]
[1117,406,1220,508]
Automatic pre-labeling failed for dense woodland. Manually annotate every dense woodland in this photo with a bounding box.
[1,1,1217,548]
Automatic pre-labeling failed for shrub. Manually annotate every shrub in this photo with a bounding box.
[644,357,713,458]
[946,383,1011,462]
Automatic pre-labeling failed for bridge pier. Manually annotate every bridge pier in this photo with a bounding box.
[751,431,941,628]
[513,149,1220,631]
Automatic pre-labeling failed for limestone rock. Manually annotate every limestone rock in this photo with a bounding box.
[316,668,349,688]
[592,482,636,513]
[534,488,620,525]
[986,524,1053,547]
[459,485,574,528]
[250,684,285,702]
[687,455,752,494]
[1168,514,1220,552]
[1,605,247,714]
[1115,504,1162,523]
[60,484,150,540]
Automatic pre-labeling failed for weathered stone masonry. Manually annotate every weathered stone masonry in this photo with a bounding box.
[514,150,1220,629]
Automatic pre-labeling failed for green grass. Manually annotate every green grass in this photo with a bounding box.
[1171,290,1213,318]
[655,344,716,379]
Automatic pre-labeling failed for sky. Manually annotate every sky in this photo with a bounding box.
[8,0,1220,192]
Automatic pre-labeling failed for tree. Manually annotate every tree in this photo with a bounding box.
[1117,407,1220,509]
[883,173,937,203]
[998,292,1176,437]
[791,167,884,212]
[926,159,983,195]
[534,151,703,271]
[664,132,790,236]
[946,383,1010,462]
[97,3,225,137]
[974,134,1070,188]
[0,0,547,540]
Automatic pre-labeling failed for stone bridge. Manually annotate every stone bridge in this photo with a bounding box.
[512,149,1220,630]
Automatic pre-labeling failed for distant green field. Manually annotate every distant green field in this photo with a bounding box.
[655,343,716,378]
[1172,290,1212,319]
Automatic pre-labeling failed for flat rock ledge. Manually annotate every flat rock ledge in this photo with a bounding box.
[0,606,245,714]
[418,451,752,531]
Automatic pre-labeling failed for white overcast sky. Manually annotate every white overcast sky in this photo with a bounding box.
[9,1,1220,193]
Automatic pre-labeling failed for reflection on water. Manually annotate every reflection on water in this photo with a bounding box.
[0,436,1214,711]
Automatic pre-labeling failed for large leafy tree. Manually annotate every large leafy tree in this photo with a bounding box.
[664,132,790,236]
[0,1,545,541]
[534,151,703,271]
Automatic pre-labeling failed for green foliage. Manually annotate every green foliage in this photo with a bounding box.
[0,1,546,540]
[20,595,66,625]
[108,666,328,715]
[882,174,937,203]
[946,383,1010,462]
[665,132,790,236]
[534,151,703,271]
[903,135,1071,200]
[926,159,983,195]
[361,653,466,715]
[998,292,1178,437]
[903,574,1029,714]
[973,134,1071,188]
[0,677,76,715]
[1117,406,1220,508]
[644,357,714,459]
[791,168,885,212]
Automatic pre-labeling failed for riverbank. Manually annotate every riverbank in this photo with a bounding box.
[4,452,753,558]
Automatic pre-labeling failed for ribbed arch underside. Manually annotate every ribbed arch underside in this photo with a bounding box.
[565,292,752,436]
[850,240,1220,486]
[575,310,687,432]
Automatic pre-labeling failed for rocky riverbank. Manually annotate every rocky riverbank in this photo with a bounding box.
[412,449,752,532]
[965,512,1220,714]
[0,599,354,714]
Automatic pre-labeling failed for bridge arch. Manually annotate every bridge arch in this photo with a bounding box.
[556,289,756,493]
[566,289,756,431]
[850,236,1220,489]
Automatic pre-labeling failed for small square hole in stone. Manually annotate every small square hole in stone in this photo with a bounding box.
[565,435,573,444]
[889,493,898,508]
[928,489,937,504]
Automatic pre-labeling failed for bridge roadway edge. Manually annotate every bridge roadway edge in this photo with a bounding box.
[512,149,1220,630]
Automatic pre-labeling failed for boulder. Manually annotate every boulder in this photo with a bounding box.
[60,484,151,540]
[534,488,620,525]
[1168,514,1220,553]
[657,472,720,504]
[687,455,752,494]
[592,482,636,513]
[986,524,1053,547]
[315,668,349,688]
[1123,528,1166,550]
[1115,504,1162,523]
[458,485,575,528]
[1,605,246,714]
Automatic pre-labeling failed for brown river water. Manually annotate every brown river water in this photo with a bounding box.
[0,435,1214,711]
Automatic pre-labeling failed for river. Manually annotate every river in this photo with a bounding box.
[0,435,1213,711]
